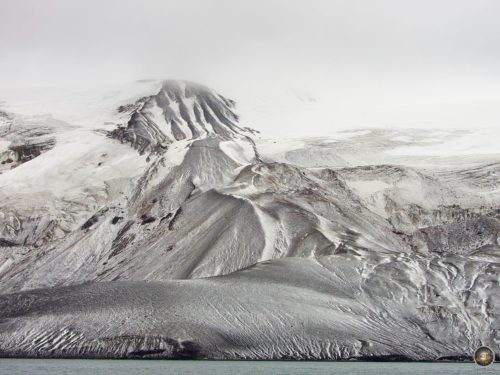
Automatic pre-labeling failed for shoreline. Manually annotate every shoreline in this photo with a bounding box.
[0,356,480,363]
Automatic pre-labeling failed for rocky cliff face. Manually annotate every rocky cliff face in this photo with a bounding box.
[110,80,249,153]
[0,114,56,173]
[0,80,498,360]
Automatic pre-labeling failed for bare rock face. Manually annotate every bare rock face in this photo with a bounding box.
[0,80,498,360]
[110,80,245,154]
[0,114,56,172]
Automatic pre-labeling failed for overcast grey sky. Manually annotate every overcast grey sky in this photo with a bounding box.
[1,0,500,131]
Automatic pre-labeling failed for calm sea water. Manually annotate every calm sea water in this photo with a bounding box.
[0,359,498,375]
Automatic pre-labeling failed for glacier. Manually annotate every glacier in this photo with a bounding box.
[0,80,498,359]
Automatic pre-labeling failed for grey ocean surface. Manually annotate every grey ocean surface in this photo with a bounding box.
[0,360,498,375]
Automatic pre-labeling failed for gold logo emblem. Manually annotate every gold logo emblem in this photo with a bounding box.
[474,346,495,367]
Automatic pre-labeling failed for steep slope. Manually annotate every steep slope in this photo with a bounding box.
[0,81,408,291]
[0,80,499,359]
[110,80,251,153]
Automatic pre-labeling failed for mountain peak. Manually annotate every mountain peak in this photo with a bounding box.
[111,80,247,154]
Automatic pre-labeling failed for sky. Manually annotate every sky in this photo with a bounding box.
[1,0,500,135]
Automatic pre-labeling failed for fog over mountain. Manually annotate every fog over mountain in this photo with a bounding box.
[0,80,498,359]
[2,0,500,134]
[0,0,499,361]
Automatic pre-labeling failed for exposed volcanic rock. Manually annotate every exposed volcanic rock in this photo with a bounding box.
[110,80,245,154]
[0,80,498,359]
[0,114,56,171]
[409,213,500,255]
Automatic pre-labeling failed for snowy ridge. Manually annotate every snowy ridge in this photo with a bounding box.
[0,80,498,360]
[110,80,248,154]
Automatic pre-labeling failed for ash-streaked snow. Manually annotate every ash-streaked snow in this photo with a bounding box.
[0,80,498,360]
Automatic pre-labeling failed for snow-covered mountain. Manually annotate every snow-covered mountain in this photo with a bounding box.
[0,80,498,360]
